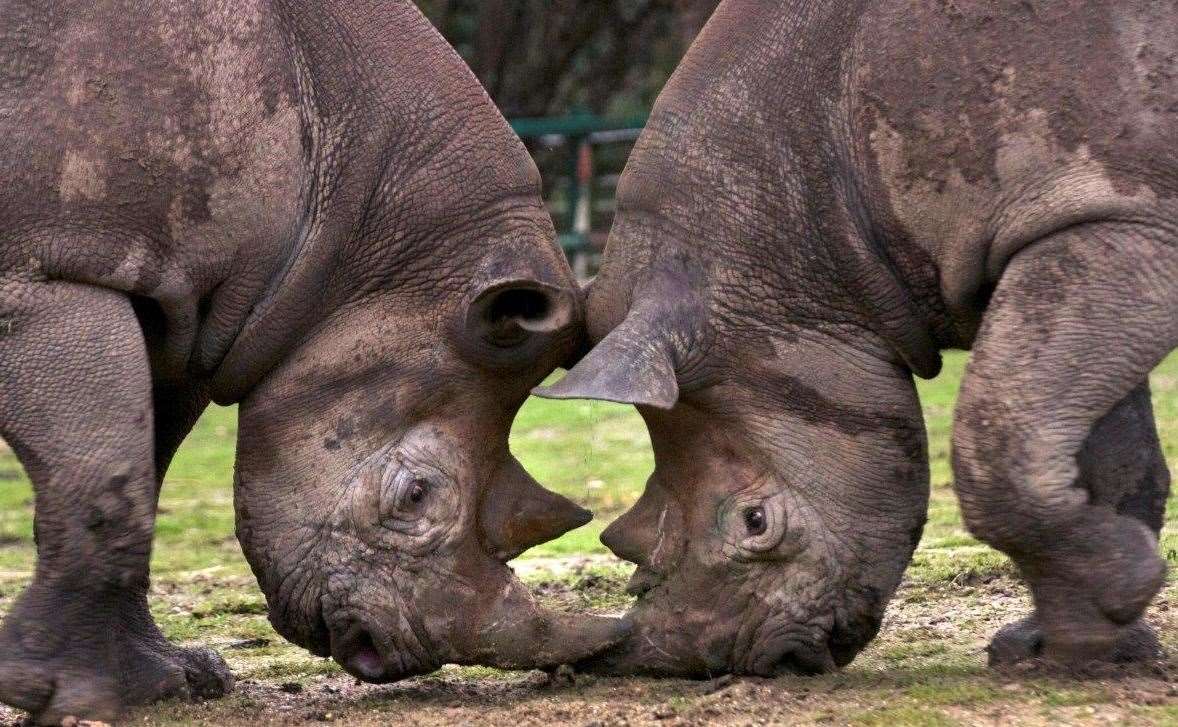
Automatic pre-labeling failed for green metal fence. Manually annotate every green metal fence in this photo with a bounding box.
[510,114,647,276]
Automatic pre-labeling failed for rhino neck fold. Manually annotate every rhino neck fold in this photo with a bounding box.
[207,0,538,405]
[206,16,354,406]
[825,177,945,380]
[208,200,343,406]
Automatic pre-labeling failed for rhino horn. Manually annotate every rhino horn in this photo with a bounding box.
[533,302,681,409]
[601,478,684,571]
[465,573,631,669]
[480,456,591,561]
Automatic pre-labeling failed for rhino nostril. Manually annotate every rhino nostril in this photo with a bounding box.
[351,632,383,676]
[751,639,836,677]
[771,651,808,676]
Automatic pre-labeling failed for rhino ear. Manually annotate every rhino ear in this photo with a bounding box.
[456,278,580,370]
[465,279,576,347]
[534,305,680,409]
[480,456,592,561]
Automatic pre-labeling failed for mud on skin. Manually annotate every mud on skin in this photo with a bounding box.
[0,0,623,723]
[541,0,1176,676]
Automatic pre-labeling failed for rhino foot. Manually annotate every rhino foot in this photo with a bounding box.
[988,614,1161,668]
[0,582,233,725]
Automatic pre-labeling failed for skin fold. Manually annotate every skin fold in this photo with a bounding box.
[0,1,624,723]
[540,0,1175,677]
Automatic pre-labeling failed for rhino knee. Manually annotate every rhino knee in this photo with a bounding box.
[952,395,1035,551]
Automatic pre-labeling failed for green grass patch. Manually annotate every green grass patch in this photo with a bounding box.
[901,681,1005,707]
[529,562,635,612]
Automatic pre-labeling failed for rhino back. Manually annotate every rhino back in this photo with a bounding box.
[0,0,306,370]
[849,0,1178,342]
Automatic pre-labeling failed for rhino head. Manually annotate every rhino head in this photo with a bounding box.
[536,237,930,678]
[232,242,630,681]
[230,234,640,678]
[220,2,627,682]
[527,0,938,676]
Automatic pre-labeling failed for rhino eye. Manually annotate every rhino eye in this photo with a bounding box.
[398,477,431,511]
[727,495,786,555]
[378,467,441,524]
[743,506,767,536]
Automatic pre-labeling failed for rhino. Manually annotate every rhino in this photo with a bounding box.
[541,0,1175,676]
[0,0,626,722]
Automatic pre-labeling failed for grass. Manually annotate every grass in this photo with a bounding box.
[509,396,654,556]
[0,350,1175,726]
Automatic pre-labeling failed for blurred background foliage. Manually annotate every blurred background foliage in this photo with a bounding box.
[415,0,719,117]
[414,1,722,272]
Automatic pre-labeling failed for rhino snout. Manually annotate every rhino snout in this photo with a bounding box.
[576,605,842,679]
[329,617,436,683]
[745,637,838,677]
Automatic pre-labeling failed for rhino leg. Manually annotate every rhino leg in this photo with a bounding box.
[952,223,1178,667]
[986,384,1168,666]
[0,280,231,724]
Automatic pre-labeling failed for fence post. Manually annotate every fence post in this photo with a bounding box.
[571,137,594,279]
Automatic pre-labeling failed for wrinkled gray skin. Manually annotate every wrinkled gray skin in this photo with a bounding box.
[541,0,1175,677]
[0,1,625,722]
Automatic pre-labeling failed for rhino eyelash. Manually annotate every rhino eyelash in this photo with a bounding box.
[391,450,451,482]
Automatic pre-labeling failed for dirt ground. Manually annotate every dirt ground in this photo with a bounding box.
[3,567,1173,727]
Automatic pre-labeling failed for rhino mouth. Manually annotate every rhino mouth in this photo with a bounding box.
[574,572,842,678]
[745,637,837,677]
[329,619,437,683]
[321,594,440,683]
[575,622,839,678]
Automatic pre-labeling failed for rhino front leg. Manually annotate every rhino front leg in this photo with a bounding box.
[953,222,1177,666]
[0,279,231,724]
[986,384,1169,665]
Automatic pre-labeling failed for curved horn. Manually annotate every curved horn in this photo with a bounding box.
[463,574,631,669]
[535,322,679,409]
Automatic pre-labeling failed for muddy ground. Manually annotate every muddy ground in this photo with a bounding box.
[2,563,1174,727]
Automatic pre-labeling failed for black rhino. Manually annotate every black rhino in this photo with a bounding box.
[542,0,1174,676]
[0,0,624,722]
